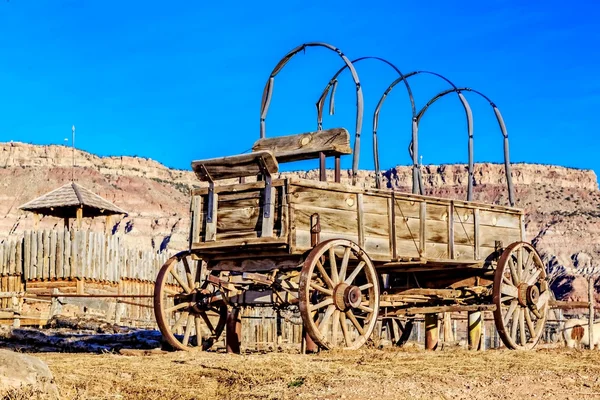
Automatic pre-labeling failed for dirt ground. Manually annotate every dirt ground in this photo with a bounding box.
[33,347,600,400]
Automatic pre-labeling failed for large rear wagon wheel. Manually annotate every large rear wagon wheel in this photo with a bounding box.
[154,251,227,351]
[299,239,380,350]
[492,242,549,350]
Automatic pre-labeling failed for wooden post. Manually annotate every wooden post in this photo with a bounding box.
[319,152,326,182]
[105,215,112,235]
[589,276,595,350]
[33,213,40,229]
[443,312,454,343]
[11,295,20,328]
[424,313,439,350]
[76,207,83,230]
[226,307,242,354]
[468,311,482,350]
[63,217,69,231]
[301,325,318,354]
[49,288,62,319]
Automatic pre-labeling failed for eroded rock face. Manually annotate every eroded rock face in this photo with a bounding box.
[1,141,599,299]
[0,349,59,399]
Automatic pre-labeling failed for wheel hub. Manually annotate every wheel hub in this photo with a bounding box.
[517,283,539,307]
[333,283,362,310]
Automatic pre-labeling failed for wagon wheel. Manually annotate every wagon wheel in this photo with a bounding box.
[381,317,414,347]
[492,242,549,350]
[299,239,380,350]
[154,251,227,351]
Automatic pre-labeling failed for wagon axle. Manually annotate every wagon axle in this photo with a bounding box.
[333,283,362,311]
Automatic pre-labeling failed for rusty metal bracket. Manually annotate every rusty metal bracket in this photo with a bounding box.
[257,156,272,218]
[310,213,321,246]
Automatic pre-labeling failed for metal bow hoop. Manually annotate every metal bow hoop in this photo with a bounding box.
[259,42,364,184]
[315,56,416,131]
[372,71,471,194]
[415,87,515,207]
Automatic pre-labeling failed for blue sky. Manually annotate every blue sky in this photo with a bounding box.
[0,1,598,176]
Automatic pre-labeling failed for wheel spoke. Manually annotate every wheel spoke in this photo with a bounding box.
[182,314,194,346]
[521,250,533,283]
[164,287,181,296]
[357,303,374,313]
[524,309,536,336]
[172,311,189,333]
[328,248,339,284]
[318,305,337,336]
[165,302,192,314]
[339,247,351,282]
[508,259,520,285]
[344,261,365,285]
[200,311,216,334]
[340,312,351,346]
[359,283,373,291]
[346,310,364,335]
[182,257,195,289]
[526,269,542,286]
[310,282,333,296]
[316,260,335,289]
[517,247,524,282]
[536,291,550,310]
[332,310,340,345]
[510,306,519,340]
[519,308,526,345]
[503,300,518,326]
[501,284,518,299]
[170,269,192,294]
[502,274,513,286]
[312,297,334,311]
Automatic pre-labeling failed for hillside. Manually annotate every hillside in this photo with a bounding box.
[1,141,599,299]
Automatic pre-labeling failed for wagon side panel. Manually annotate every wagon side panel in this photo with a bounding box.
[288,183,391,261]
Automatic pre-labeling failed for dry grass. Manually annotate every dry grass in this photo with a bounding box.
[38,347,600,400]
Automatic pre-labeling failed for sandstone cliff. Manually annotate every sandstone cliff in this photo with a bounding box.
[1,141,599,299]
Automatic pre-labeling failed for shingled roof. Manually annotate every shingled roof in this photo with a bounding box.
[19,182,127,218]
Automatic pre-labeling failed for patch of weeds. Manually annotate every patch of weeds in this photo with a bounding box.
[287,377,305,388]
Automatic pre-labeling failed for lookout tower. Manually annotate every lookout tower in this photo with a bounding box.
[18,182,127,231]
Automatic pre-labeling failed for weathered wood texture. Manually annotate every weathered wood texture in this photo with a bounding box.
[4,230,169,284]
[191,151,278,182]
[191,181,288,247]
[252,128,352,163]
[189,177,524,267]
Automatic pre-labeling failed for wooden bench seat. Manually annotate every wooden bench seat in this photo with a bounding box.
[191,151,278,182]
[252,128,351,163]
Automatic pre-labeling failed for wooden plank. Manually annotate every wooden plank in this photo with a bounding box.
[36,230,43,280]
[24,232,31,281]
[64,230,72,279]
[261,187,275,238]
[190,196,202,245]
[479,225,521,248]
[0,241,5,276]
[205,193,218,242]
[43,230,50,281]
[288,186,358,212]
[474,208,480,260]
[419,202,426,257]
[191,151,278,182]
[454,244,476,260]
[478,209,521,229]
[357,194,365,248]
[292,206,390,239]
[192,179,285,196]
[49,231,57,280]
[294,230,390,261]
[448,203,454,260]
[425,243,449,259]
[56,230,64,279]
[251,128,352,162]
[387,197,396,260]
[424,220,448,243]
[30,231,37,281]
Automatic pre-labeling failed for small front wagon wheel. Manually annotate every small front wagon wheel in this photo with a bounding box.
[154,251,227,351]
[299,239,380,350]
[492,242,550,350]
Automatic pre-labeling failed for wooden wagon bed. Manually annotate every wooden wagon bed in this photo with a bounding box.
[189,177,524,271]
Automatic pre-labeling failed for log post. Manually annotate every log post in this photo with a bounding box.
[468,311,482,350]
[443,312,454,343]
[226,307,242,354]
[76,207,83,230]
[589,276,595,350]
[424,313,439,350]
[11,295,20,328]
[301,325,318,354]
[49,288,62,319]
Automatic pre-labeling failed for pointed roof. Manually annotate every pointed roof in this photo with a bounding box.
[19,182,127,218]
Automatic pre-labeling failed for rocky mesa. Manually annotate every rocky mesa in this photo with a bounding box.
[1,141,599,299]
